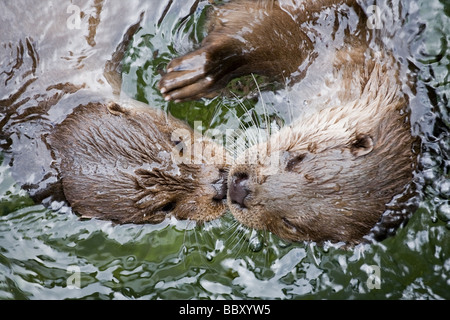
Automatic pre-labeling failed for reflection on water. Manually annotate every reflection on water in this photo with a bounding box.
[0,0,449,299]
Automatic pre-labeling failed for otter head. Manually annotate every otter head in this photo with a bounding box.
[227,96,414,244]
[49,100,229,224]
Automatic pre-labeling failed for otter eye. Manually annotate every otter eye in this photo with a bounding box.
[159,201,177,213]
[173,140,185,157]
[286,153,307,171]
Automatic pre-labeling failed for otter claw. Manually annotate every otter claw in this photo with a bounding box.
[159,48,218,102]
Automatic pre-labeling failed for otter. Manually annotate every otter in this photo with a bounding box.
[159,0,416,244]
[48,99,229,224]
[0,1,229,224]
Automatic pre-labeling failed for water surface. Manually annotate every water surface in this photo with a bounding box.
[0,0,449,299]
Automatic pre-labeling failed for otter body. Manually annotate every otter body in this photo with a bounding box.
[1,0,229,224]
[49,98,229,224]
[160,0,416,244]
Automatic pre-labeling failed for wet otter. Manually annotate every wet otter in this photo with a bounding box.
[49,99,229,224]
[0,0,229,224]
[159,0,416,243]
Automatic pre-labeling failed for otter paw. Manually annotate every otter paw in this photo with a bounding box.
[158,48,220,102]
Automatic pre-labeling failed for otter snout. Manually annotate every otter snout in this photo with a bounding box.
[212,168,228,202]
[229,172,250,208]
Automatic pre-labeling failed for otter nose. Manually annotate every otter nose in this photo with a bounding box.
[212,169,228,202]
[229,173,250,208]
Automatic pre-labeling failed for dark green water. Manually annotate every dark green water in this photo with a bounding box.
[0,0,449,299]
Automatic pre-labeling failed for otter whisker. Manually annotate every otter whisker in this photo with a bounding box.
[191,226,203,264]
[181,219,192,250]
[262,230,271,270]
[282,76,295,125]
[251,73,271,145]
[229,91,261,147]
[224,221,247,251]
[224,226,241,250]
[222,218,241,235]
[216,98,248,158]
[228,224,254,257]
[205,97,226,133]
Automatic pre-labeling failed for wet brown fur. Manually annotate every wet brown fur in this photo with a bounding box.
[49,101,229,224]
[160,0,416,244]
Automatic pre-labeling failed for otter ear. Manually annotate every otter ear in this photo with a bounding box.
[350,134,374,158]
[107,102,129,116]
